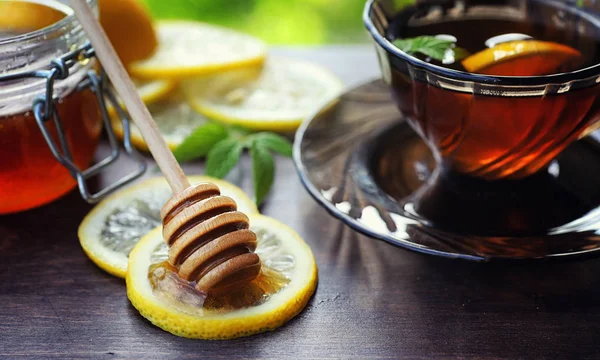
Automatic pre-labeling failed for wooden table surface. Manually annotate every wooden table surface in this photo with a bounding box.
[2,47,600,360]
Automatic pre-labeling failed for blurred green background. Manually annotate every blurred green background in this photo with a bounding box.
[141,0,370,44]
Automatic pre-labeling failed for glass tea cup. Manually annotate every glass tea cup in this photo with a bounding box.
[364,0,600,180]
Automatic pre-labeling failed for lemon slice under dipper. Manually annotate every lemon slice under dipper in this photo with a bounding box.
[126,214,318,340]
[182,57,344,132]
[129,20,267,80]
[78,176,258,278]
[111,92,211,151]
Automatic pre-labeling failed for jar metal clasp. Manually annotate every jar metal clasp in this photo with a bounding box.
[1,42,147,203]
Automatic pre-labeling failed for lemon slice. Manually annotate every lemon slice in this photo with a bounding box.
[111,92,210,151]
[99,0,158,67]
[107,78,175,116]
[129,21,267,80]
[462,40,582,76]
[127,214,318,339]
[78,176,258,278]
[183,57,344,132]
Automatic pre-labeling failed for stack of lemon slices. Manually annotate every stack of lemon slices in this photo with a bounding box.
[101,1,343,150]
[74,0,322,340]
[114,19,344,148]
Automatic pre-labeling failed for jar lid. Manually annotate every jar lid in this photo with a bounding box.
[0,0,97,117]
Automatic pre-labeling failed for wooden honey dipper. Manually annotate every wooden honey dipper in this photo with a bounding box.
[70,1,261,292]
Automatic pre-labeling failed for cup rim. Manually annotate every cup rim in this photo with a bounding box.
[363,0,600,86]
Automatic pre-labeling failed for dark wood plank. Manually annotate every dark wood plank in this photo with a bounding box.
[2,48,600,359]
[2,154,600,359]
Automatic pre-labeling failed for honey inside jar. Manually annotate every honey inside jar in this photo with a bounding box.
[0,0,102,214]
[0,0,66,33]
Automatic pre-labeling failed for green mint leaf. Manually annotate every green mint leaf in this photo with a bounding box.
[393,38,419,53]
[413,37,453,60]
[229,124,252,136]
[250,141,275,206]
[248,132,293,157]
[393,36,469,62]
[205,138,244,179]
[172,122,229,162]
[393,36,451,60]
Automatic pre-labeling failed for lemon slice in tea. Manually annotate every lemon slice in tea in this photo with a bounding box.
[126,214,318,339]
[111,92,210,151]
[182,57,344,132]
[129,21,267,80]
[462,40,582,76]
[78,176,258,278]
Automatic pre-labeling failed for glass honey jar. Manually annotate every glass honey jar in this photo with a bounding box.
[0,0,146,214]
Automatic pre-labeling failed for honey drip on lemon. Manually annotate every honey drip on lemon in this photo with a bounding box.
[149,260,290,315]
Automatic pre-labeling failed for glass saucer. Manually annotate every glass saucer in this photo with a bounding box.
[293,79,600,261]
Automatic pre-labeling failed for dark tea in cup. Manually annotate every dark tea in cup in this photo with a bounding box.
[366,0,600,179]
